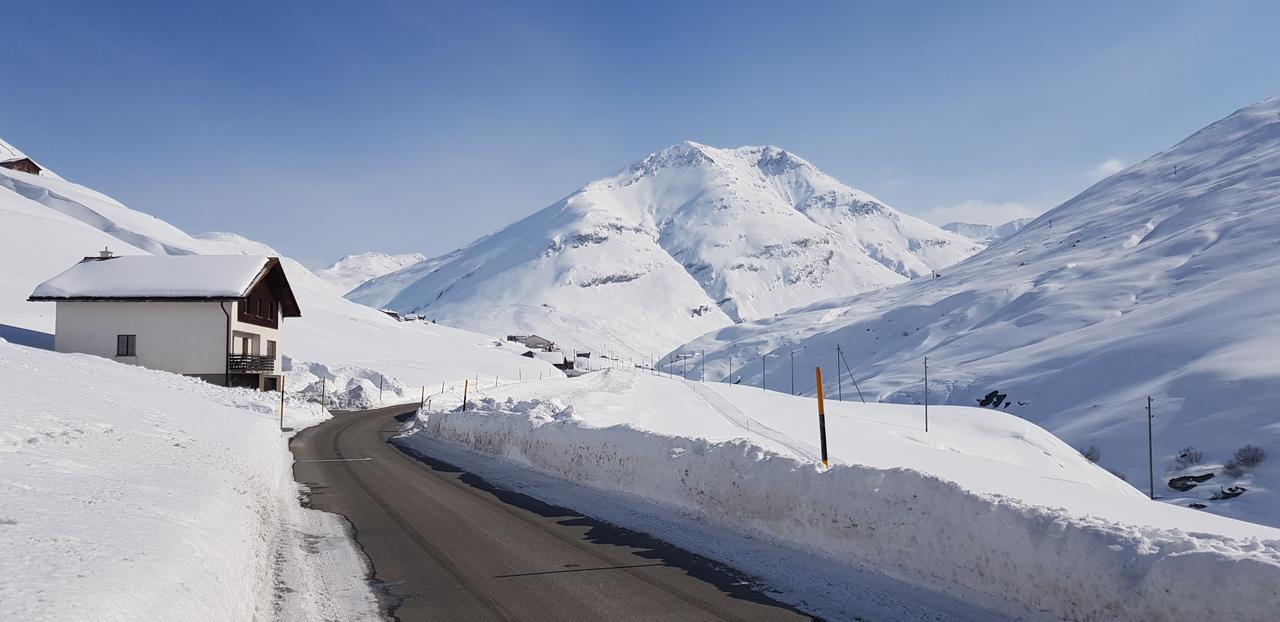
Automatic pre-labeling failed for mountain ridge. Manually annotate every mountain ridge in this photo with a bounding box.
[350,142,981,356]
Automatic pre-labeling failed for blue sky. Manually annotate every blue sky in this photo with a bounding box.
[4,1,1279,266]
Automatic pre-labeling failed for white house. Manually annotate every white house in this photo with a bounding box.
[28,252,301,390]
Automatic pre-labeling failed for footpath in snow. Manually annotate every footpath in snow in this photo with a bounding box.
[398,369,1280,622]
[0,342,379,621]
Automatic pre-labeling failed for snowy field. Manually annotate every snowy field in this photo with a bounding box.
[400,369,1280,621]
[0,342,379,620]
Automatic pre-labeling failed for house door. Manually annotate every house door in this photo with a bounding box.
[262,376,279,392]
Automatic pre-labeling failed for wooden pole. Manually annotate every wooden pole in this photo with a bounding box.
[462,379,469,410]
[320,377,326,408]
[924,356,929,432]
[378,375,384,403]
[279,375,285,432]
[421,386,425,410]
[1147,396,1155,500]
[815,367,829,468]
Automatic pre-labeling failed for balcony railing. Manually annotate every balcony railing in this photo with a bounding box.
[227,354,276,374]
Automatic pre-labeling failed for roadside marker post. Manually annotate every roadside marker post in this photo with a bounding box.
[814,367,829,468]
[320,377,326,408]
[279,376,286,432]
[462,379,469,411]
[420,386,425,410]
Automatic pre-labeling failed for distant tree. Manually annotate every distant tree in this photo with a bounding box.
[1080,445,1101,463]
[1234,445,1267,468]
[1224,460,1245,478]
[1174,446,1204,470]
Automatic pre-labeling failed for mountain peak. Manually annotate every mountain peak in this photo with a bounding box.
[351,143,980,356]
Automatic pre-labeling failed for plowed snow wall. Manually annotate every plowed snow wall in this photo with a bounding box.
[411,408,1280,621]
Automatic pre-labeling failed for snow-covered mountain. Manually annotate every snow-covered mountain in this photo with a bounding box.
[941,218,1031,244]
[350,142,981,357]
[0,142,556,401]
[314,251,427,293]
[678,98,1280,527]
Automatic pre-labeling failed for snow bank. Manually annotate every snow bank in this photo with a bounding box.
[285,358,412,409]
[0,343,378,620]
[403,378,1280,621]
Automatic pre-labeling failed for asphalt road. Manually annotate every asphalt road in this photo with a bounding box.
[290,404,817,621]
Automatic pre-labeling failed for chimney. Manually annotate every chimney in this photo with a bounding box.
[83,247,117,262]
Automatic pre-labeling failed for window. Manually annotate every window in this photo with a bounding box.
[266,340,277,357]
[116,334,136,357]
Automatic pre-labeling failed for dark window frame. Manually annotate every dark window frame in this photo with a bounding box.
[116,334,136,357]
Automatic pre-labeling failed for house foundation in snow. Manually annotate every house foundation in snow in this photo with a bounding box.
[28,251,301,390]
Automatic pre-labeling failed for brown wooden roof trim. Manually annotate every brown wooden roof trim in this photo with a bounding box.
[244,257,302,317]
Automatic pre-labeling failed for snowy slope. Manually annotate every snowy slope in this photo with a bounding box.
[401,369,1280,621]
[941,218,1031,244]
[350,142,981,358]
[0,342,379,621]
[679,97,1280,527]
[0,145,557,406]
[314,251,426,293]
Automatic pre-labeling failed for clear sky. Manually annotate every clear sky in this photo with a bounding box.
[4,1,1279,266]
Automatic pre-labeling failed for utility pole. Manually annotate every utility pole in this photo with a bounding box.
[923,356,929,432]
[1147,396,1155,500]
[420,386,425,410]
[836,345,842,401]
[378,375,384,403]
[320,377,326,408]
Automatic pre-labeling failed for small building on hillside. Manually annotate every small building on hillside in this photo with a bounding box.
[28,252,301,390]
[521,349,574,371]
[1,157,42,176]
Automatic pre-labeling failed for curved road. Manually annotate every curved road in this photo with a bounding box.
[290,404,816,621]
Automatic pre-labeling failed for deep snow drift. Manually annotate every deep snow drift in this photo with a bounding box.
[678,97,1280,528]
[349,142,981,358]
[401,369,1280,621]
[314,251,427,293]
[0,342,379,621]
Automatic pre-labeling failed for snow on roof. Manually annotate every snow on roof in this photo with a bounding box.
[30,255,271,299]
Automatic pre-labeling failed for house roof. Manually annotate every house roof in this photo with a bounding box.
[28,255,302,317]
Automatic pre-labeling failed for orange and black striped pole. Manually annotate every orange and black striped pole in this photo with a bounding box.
[815,367,829,468]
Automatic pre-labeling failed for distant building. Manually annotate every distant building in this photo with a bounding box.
[505,334,556,351]
[521,349,574,371]
[28,252,301,390]
[522,335,555,351]
[0,157,41,176]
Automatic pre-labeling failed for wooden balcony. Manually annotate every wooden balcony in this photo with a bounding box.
[227,354,276,373]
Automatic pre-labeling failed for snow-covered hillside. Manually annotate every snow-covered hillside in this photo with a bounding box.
[350,142,981,358]
[0,342,380,621]
[401,369,1280,621]
[314,251,426,293]
[941,218,1031,244]
[0,144,557,406]
[679,97,1280,527]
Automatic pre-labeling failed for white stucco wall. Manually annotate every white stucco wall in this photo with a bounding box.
[53,300,282,376]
